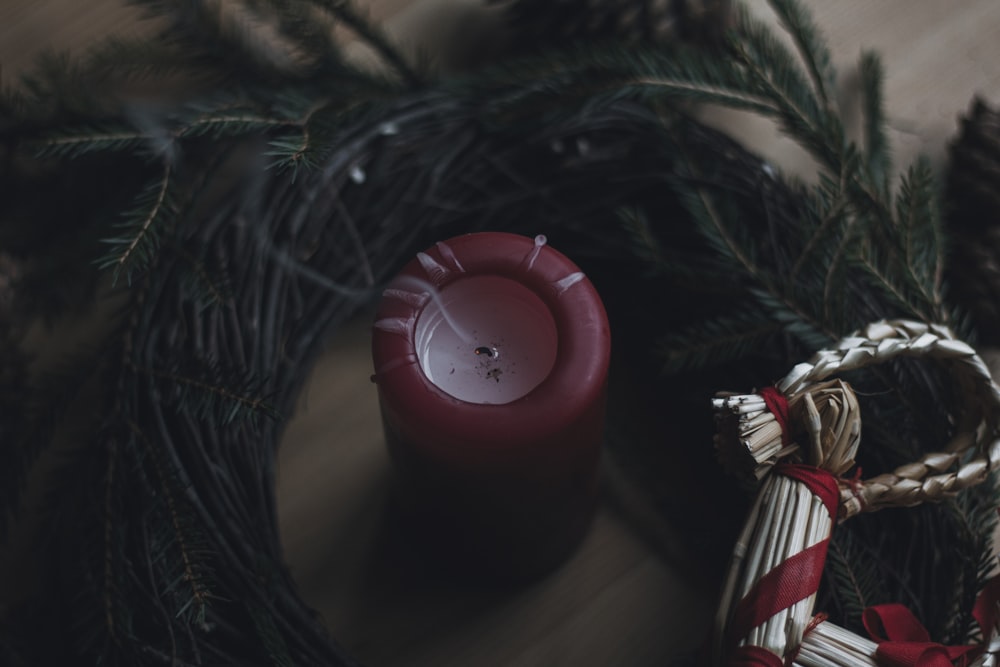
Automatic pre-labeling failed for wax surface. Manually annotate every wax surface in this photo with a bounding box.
[414,275,558,404]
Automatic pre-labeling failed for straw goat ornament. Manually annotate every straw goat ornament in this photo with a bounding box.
[710,319,1000,666]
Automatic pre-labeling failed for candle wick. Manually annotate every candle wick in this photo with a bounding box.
[474,346,499,360]
[395,275,476,345]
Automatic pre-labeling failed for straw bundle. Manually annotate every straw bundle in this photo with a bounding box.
[711,319,1000,665]
[712,470,836,662]
[792,620,879,667]
[713,379,860,480]
[792,620,1000,667]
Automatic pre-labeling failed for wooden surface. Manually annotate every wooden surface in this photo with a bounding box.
[3,1,1000,665]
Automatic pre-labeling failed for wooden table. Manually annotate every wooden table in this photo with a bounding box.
[3,2,1000,665]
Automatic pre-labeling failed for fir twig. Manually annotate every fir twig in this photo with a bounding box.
[36,127,149,158]
[659,313,785,372]
[894,157,945,319]
[126,419,213,626]
[98,161,174,285]
[824,531,886,632]
[305,0,421,87]
[858,50,890,190]
[135,363,280,426]
[766,0,836,108]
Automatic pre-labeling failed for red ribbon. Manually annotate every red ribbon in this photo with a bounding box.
[759,387,790,446]
[726,464,839,665]
[863,605,982,667]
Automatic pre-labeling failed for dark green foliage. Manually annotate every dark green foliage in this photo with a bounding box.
[97,164,177,285]
[141,358,281,426]
[822,528,890,630]
[859,51,890,189]
[658,312,786,373]
[2,0,997,664]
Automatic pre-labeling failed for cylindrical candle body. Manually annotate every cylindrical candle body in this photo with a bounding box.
[371,232,611,580]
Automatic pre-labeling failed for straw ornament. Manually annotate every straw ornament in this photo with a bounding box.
[711,319,1000,666]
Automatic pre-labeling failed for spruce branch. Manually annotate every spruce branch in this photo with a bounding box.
[941,483,1000,644]
[618,207,666,269]
[173,111,298,139]
[824,530,889,632]
[305,0,421,88]
[894,157,945,319]
[241,0,345,75]
[728,5,838,169]
[658,313,785,372]
[247,604,296,667]
[859,50,890,190]
[766,0,836,108]
[135,362,280,426]
[790,179,849,287]
[126,419,214,628]
[168,241,232,310]
[130,0,304,80]
[98,161,175,285]
[36,127,150,159]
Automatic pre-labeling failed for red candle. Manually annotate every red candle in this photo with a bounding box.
[371,232,611,579]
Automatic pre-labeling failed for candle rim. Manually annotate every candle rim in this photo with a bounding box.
[372,232,611,459]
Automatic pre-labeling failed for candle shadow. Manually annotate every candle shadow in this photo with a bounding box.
[364,479,585,591]
[325,473,571,665]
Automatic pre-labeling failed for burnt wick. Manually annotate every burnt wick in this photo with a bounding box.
[474,346,499,360]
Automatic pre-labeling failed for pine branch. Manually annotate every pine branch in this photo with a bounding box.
[852,232,935,321]
[304,0,421,88]
[126,419,215,628]
[174,110,298,139]
[97,161,175,285]
[247,605,296,667]
[136,361,280,426]
[617,206,680,273]
[766,0,836,108]
[658,312,786,372]
[824,530,890,632]
[35,126,150,159]
[129,0,303,80]
[668,135,838,350]
[942,481,1000,644]
[894,157,945,319]
[728,5,839,169]
[859,50,890,191]
[241,0,345,75]
[265,133,318,175]
[168,242,233,310]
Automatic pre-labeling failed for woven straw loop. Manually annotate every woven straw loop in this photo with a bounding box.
[713,319,1000,518]
[775,319,1000,521]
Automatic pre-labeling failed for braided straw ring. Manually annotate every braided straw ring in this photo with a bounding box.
[776,319,1000,521]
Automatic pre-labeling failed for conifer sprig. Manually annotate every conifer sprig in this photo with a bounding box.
[127,419,215,628]
[136,361,280,426]
[766,0,836,108]
[98,162,175,285]
[858,51,890,190]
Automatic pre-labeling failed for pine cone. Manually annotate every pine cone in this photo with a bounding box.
[490,0,732,53]
[946,98,1000,343]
